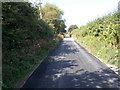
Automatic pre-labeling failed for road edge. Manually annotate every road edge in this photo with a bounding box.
[73,39,120,76]
[15,40,63,88]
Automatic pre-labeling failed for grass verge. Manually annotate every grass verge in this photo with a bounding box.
[72,35,119,67]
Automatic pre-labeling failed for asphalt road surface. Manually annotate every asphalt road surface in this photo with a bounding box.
[22,37,119,88]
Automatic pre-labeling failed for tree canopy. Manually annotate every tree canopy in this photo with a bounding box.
[41,3,64,21]
[41,3,66,34]
[2,2,53,52]
[68,25,78,32]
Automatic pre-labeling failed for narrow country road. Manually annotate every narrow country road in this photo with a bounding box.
[22,37,119,88]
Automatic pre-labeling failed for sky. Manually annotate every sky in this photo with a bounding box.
[29,0,119,29]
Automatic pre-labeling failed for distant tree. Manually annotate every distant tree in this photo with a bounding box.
[41,3,66,34]
[51,19,66,33]
[59,20,66,33]
[68,25,78,32]
[41,3,63,21]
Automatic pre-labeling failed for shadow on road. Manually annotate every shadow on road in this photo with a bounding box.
[22,39,119,88]
[50,40,80,56]
[57,69,119,88]
[23,56,119,88]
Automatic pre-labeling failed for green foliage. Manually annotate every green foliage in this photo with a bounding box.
[51,19,66,33]
[72,11,120,66]
[68,25,78,32]
[41,3,63,20]
[2,2,53,52]
[2,2,64,88]
[41,3,66,34]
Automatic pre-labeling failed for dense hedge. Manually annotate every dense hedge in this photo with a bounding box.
[2,2,53,54]
[2,2,63,88]
[72,11,120,66]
